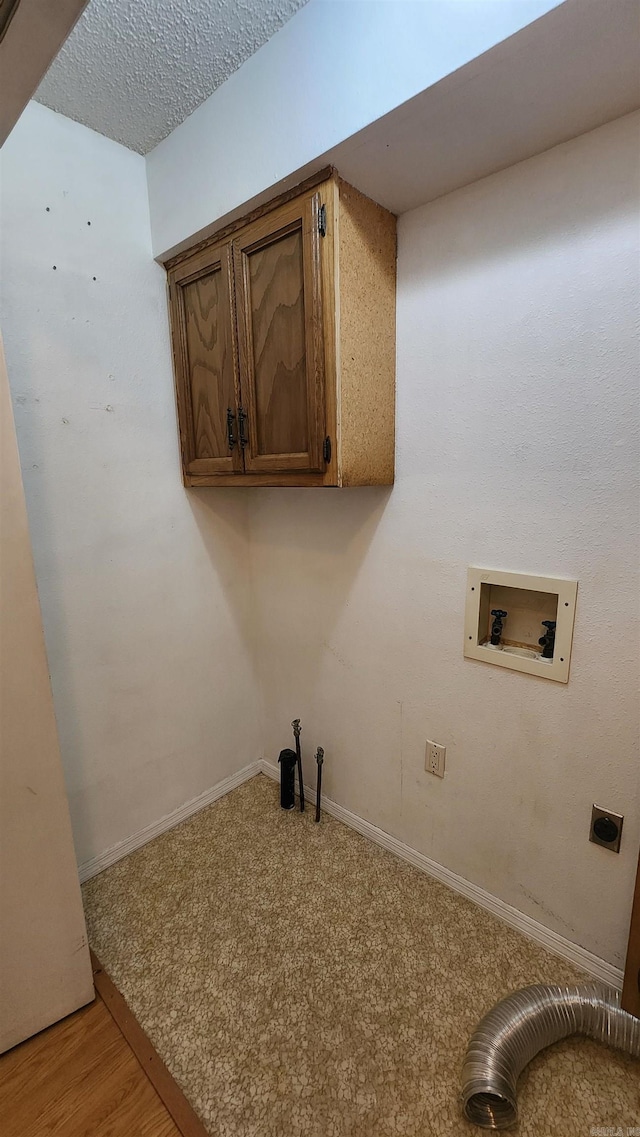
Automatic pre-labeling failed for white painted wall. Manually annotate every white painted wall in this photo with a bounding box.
[0,103,260,866]
[146,0,561,257]
[2,101,637,970]
[249,113,640,968]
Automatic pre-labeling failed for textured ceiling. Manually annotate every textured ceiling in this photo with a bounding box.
[35,0,309,154]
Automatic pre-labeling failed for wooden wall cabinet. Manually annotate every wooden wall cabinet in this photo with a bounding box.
[166,172,396,487]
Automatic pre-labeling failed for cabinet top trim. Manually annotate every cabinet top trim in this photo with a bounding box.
[163,166,336,272]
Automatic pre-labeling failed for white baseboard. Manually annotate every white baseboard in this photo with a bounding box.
[78,761,262,884]
[260,759,623,990]
[78,755,622,989]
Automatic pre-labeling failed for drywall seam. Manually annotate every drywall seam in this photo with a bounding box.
[259,760,624,990]
[77,760,263,882]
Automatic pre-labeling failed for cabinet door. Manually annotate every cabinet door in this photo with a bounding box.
[233,192,326,474]
[168,242,243,477]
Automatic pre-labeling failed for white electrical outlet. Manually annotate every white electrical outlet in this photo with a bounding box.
[425,740,446,778]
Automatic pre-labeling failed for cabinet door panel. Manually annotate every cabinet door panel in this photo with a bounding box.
[234,193,325,473]
[169,244,243,477]
[249,228,309,456]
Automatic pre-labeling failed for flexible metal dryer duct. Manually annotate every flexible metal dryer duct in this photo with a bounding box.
[461,983,640,1130]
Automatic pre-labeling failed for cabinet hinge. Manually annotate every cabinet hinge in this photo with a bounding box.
[318,204,327,238]
[322,436,331,463]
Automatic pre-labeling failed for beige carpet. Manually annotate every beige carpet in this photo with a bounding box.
[82,775,639,1136]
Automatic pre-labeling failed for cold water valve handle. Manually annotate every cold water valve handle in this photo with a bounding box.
[539,620,556,659]
[490,609,508,646]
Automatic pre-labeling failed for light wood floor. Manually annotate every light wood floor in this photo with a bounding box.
[0,994,182,1137]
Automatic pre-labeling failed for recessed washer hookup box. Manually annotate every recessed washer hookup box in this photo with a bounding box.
[463,567,578,684]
